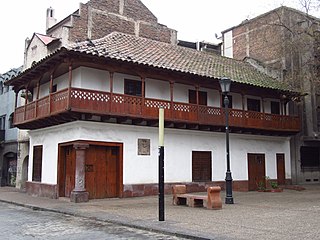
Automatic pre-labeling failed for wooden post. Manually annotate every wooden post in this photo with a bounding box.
[35,78,41,118]
[241,93,245,127]
[49,73,53,114]
[170,81,174,119]
[14,90,18,109]
[195,85,199,121]
[141,76,145,115]
[67,63,73,110]
[262,97,265,121]
[23,85,28,121]
[109,72,114,112]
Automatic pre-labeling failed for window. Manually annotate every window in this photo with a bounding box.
[124,79,142,96]
[271,101,280,114]
[0,115,6,130]
[51,84,57,93]
[192,151,212,182]
[32,146,43,182]
[189,90,207,105]
[247,98,261,112]
[221,95,233,108]
[9,113,14,129]
[301,146,320,170]
[0,81,3,95]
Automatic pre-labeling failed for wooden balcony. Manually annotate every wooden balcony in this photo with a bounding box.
[14,88,301,134]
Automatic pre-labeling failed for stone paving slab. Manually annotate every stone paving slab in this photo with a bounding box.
[0,185,320,240]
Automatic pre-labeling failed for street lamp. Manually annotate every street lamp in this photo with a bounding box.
[219,77,234,204]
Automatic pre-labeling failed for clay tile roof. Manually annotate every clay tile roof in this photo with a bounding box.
[0,66,22,82]
[68,32,291,91]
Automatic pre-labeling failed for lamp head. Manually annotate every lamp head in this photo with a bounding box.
[219,77,231,94]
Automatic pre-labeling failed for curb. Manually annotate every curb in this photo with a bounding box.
[0,199,213,240]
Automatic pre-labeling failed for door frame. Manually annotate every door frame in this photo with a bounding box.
[247,153,266,191]
[58,140,123,198]
[276,153,286,185]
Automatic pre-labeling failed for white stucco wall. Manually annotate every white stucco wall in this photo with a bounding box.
[53,72,69,91]
[72,67,109,91]
[145,78,170,100]
[24,37,49,70]
[28,121,291,185]
[173,83,192,103]
[223,30,233,58]
[38,82,50,99]
[232,93,242,109]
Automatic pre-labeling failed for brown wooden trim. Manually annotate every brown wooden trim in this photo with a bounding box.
[67,63,73,110]
[14,91,18,109]
[49,73,54,114]
[170,81,174,118]
[23,84,29,122]
[110,72,114,111]
[141,76,145,114]
[241,93,245,110]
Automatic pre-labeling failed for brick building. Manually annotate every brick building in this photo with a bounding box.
[221,6,320,184]
[24,0,177,70]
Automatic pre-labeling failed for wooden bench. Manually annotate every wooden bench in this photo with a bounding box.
[172,185,222,210]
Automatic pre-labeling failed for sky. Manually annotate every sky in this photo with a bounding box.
[0,0,317,74]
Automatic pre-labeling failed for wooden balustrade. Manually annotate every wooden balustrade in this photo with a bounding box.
[13,87,300,132]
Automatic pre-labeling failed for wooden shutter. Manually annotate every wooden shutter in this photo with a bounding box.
[192,151,212,182]
[32,146,43,182]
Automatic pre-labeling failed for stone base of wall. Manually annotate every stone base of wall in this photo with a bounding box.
[123,180,250,198]
[25,179,292,199]
[25,181,58,199]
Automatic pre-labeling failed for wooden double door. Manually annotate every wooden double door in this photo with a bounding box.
[59,143,122,199]
[248,153,286,190]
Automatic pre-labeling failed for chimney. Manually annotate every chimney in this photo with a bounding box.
[46,7,57,31]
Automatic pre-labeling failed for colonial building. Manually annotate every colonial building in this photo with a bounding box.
[17,0,177,191]
[221,6,320,184]
[7,32,300,201]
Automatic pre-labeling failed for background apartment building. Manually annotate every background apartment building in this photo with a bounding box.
[221,6,320,184]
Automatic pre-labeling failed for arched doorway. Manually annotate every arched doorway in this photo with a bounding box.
[2,152,17,187]
[21,156,29,190]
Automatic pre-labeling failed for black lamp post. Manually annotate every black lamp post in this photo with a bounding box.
[219,77,234,204]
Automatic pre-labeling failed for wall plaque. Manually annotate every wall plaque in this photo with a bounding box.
[138,139,150,155]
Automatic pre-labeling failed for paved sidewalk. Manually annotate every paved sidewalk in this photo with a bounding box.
[0,185,320,240]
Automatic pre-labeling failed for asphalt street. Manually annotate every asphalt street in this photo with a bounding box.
[0,202,187,240]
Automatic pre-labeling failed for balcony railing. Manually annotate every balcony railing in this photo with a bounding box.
[14,88,301,132]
